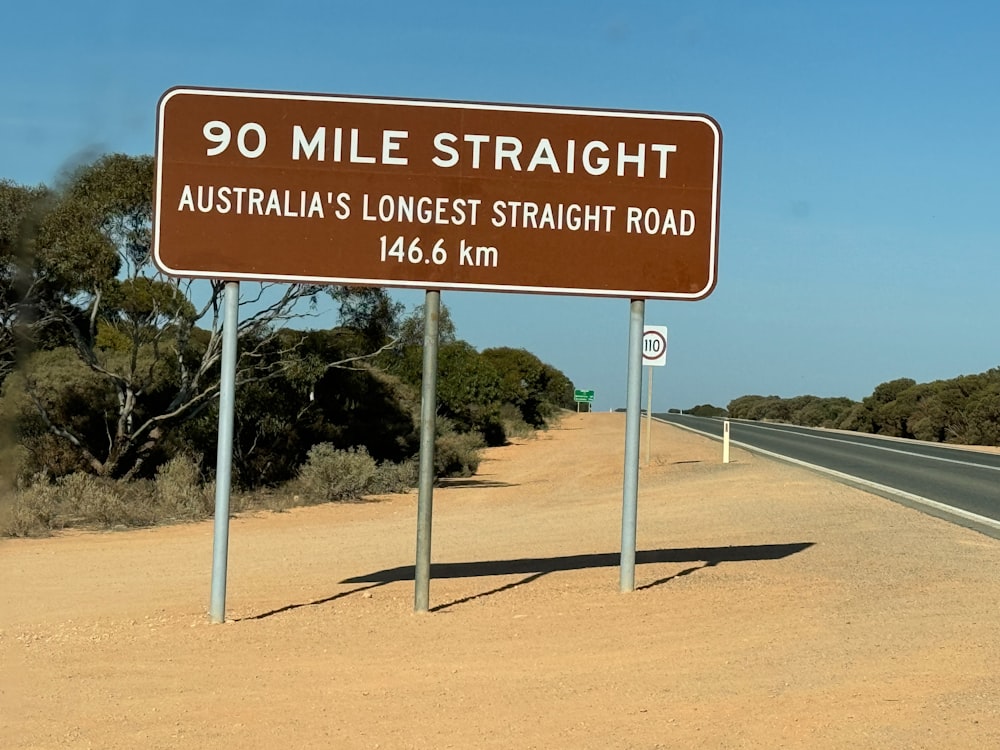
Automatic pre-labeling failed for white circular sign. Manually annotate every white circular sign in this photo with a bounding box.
[642,326,668,367]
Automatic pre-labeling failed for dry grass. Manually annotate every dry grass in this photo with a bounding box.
[0,451,423,537]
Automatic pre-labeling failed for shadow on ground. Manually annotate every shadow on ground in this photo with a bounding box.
[240,543,813,619]
[434,478,516,489]
[344,543,813,586]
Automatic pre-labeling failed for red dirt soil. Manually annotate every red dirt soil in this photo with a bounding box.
[3,412,1000,749]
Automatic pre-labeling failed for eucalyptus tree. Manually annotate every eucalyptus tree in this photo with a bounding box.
[4,154,377,479]
[0,179,54,384]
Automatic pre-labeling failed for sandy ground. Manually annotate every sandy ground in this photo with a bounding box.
[3,412,1000,749]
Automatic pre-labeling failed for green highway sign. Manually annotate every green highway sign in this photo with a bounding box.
[574,389,595,403]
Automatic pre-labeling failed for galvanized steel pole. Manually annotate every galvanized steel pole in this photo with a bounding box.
[645,365,653,465]
[620,299,645,592]
[209,281,239,623]
[414,290,441,613]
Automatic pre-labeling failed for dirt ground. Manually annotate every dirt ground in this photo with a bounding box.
[3,412,1000,749]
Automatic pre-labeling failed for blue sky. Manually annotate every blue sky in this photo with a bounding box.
[3,0,998,411]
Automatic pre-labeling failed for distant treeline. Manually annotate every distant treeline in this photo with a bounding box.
[670,404,728,418]
[724,394,855,428]
[722,367,1000,446]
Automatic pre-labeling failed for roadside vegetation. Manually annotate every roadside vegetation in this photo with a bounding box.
[0,155,576,537]
[724,369,1000,446]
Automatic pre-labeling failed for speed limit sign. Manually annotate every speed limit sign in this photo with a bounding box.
[642,326,668,367]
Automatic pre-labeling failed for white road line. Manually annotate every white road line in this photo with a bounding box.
[661,417,1000,532]
[733,442,1000,532]
[725,419,1000,473]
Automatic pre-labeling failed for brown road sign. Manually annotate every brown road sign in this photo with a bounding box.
[153,87,722,300]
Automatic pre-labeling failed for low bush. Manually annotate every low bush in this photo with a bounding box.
[155,454,212,520]
[0,446,422,537]
[4,473,158,536]
[434,430,484,478]
[4,482,63,537]
[368,458,419,495]
[499,403,534,440]
[68,473,144,527]
[293,444,378,503]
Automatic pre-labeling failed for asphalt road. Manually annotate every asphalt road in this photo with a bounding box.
[657,413,1000,536]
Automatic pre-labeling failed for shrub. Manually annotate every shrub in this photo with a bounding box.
[2,472,156,535]
[499,403,533,440]
[154,454,210,520]
[81,480,143,526]
[294,444,377,503]
[59,473,159,528]
[17,433,90,481]
[3,482,63,537]
[368,458,419,495]
[434,430,484,478]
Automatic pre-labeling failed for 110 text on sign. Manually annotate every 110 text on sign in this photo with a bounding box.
[153,88,722,299]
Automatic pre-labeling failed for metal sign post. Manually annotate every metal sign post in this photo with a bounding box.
[620,299,645,592]
[414,290,441,613]
[209,281,239,623]
[641,326,667,466]
[645,366,653,465]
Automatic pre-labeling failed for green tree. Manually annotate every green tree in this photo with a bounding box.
[539,362,576,412]
[481,347,575,426]
[331,286,404,354]
[214,328,419,486]
[864,378,917,437]
[728,369,1000,447]
[6,154,342,479]
[393,301,457,351]
[481,347,548,426]
[0,179,58,384]
[386,301,458,388]
[964,387,1000,446]
[727,394,856,427]
[435,341,505,444]
[687,404,728,417]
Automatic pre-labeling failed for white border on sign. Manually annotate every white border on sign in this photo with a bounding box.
[154,87,722,301]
